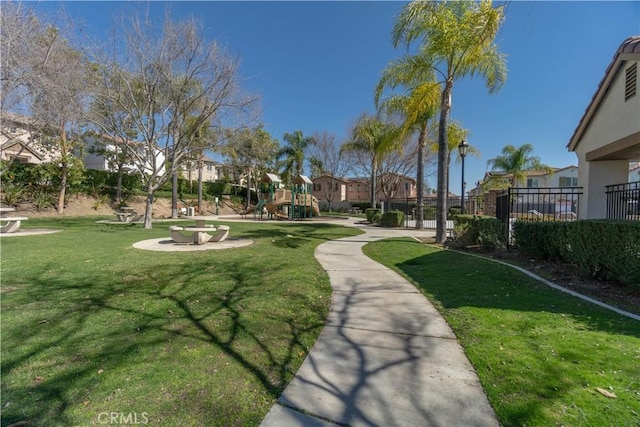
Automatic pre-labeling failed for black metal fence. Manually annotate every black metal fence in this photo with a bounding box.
[497,187,582,221]
[606,181,640,219]
[496,187,583,245]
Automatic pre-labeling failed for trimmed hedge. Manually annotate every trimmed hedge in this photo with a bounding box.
[379,210,404,227]
[365,208,381,224]
[514,220,640,287]
[452,215,507,250]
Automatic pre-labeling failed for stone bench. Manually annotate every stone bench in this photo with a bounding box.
[1,216,29,233]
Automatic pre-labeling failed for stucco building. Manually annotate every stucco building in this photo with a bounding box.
[567,36,640,219]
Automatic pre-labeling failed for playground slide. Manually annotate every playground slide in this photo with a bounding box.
[266,195,289,219]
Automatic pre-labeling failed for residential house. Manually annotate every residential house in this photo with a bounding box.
[567,36,640,219]
[468,166,580,217]
[471,166,579,192]
[312,173,417,205]
[180,156,226,183]
[0,113,58,164]
[312,174,348,205]
[83,134,166,177]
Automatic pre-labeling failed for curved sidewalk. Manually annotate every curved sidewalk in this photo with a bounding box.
[261,223,498,427]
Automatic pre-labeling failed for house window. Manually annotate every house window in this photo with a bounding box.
[526,178,539,188]
[626,63,637,101]
[206,164,213,172]
[314,183,321,191]
[559,176,578,187]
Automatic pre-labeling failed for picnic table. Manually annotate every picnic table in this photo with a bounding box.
[170,216,228,245]
[114,207,140,222]
[1,208,28,233]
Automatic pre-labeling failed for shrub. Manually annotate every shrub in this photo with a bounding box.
[379,210,404,227]
[423,206,436,220]
[33,191,55,212]
[365,208,381,224]
[1,182,25,206]
[452,215,506,250]
[514,220,640,287]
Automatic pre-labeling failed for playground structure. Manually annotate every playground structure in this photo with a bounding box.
[243,173,320,220]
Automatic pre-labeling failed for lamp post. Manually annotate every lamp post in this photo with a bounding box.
[404,182,409,227]
[458,140,469,215]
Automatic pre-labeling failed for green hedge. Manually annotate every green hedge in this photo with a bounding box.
[379,210,404,227]
[452,215,506,250]
[365,208,381,224]
[514,220,640,287]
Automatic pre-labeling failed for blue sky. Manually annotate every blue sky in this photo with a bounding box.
[34,1,640,191]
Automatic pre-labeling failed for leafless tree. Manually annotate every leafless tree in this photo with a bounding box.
[90,10,257,228]
[1,2,90,213]
[307,131,351,212]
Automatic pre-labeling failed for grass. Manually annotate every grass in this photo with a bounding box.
[362,237,640,427]
[0,217,362,426]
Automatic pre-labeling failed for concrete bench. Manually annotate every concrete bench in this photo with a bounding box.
[170,225,230,245]
[1,216,29,233]
[115,212,134,222]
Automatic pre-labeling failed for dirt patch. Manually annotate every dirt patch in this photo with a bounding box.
[10,194,237,218]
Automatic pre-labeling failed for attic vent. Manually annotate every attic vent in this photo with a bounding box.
[625,63,637,101]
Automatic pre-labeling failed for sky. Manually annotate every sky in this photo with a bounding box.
[31,0,640,192]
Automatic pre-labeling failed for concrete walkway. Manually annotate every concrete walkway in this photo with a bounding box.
[261,221,499,427]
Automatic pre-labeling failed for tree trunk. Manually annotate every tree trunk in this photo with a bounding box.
[197,160,203,214]
[415,126,426,229]
[171,168,179,219]
[116,164,124,206]
[371,158,377,209]
[57,126,67,214]
[436,83,452,243]
[57,164,67,214]
[144,188,154,229]
[246,167,252,210]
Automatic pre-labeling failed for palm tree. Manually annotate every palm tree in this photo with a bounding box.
[393,0,507,243]
[341,114,401,209]
[375,53,440,228]
[487,144,552,187]
[437,120,479,197]
[278,130,315,185]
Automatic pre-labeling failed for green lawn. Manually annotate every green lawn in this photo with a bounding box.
[0,217,362,426]
[363,238,640,427]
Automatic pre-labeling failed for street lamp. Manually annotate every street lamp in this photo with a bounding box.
[458,140,469,215]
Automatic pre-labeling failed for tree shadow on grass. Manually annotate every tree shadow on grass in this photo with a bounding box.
[392,243,640,337]
[1,254,328,426]
[379,239,640,426]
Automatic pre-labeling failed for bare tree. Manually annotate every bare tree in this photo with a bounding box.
[90,11,256,228]
[377,137,428,202]
[1,2,90,212]
[307,131,351,212]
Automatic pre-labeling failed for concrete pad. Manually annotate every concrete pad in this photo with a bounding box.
[327,291,455,339]
[260,404,341,427]
[132,237,253,252]
[277,327,498,427]
[0,228,61,237]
